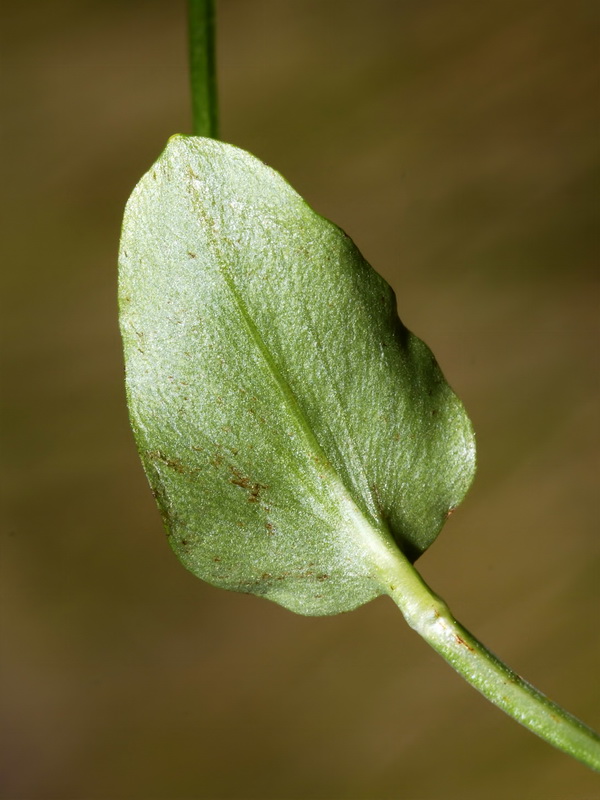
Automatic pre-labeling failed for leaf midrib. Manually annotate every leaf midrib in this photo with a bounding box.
[189,176,391,556]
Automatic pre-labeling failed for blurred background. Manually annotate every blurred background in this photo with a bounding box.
[1,1,599,798]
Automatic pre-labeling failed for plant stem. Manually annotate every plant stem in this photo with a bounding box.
[374,548,600,770]
[188,0,218,138]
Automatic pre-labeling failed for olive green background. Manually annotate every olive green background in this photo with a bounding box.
[2,1,599,798]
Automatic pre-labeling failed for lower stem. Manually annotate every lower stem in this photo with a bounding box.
[375,548,600,770]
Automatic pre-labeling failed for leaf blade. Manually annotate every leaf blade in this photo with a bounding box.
[119,135,475,615]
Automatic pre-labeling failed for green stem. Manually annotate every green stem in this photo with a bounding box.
[188,0,218,138]
[374,548,600,770]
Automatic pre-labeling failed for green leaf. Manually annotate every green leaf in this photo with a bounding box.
[118,135,475,616]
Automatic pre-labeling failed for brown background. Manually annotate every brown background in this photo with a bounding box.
[2,1,599,798]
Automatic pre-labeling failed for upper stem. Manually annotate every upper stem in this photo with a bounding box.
[188,0,218,138]
[373,546,600,771]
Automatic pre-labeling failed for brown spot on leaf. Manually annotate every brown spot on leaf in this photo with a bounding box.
[147,450,187,474]
[229,466,267,502]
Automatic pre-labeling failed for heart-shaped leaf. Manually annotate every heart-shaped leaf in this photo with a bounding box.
[119,136,475,615]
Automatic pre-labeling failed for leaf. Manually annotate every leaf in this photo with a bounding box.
[118,135,476,616]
